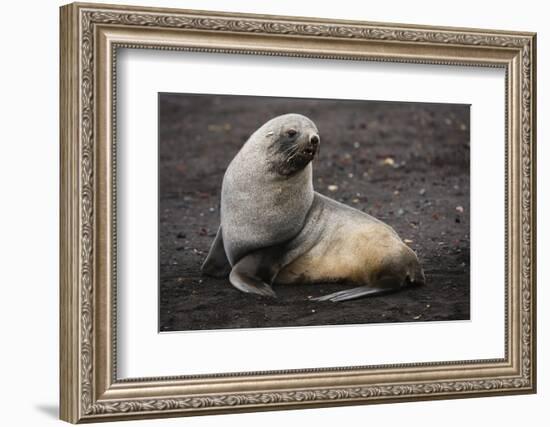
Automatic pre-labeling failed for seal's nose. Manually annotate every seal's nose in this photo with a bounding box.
[310,134,320,146]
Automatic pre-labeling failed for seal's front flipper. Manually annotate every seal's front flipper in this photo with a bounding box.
[201,227,231,278]
[229,268,277,298]
[229,251,280,298]
[312,286,397,302]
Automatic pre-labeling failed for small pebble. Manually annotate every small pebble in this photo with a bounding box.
[353,141,361,148]
[381,157,395,166]
[404,239,413,244]
[327,185,338,192]
[419,188,426,196]
[456,206,464,213]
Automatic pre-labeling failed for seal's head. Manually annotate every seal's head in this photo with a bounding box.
[259,113,320,176]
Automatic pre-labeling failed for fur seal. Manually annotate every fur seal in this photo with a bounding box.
[201,113,425,301]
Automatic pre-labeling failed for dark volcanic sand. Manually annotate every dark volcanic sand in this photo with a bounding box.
[159,93,470,332]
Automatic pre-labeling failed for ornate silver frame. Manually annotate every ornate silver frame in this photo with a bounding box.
[60,2,536,423]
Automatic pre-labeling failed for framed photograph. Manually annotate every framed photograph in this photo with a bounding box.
[60,2,536,423]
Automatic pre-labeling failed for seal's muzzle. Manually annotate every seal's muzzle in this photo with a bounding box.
[303,133,320,157]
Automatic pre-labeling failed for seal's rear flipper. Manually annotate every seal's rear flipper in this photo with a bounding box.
[201,227,232,278]
[312,286,397,302]
[229,251,280,298]
[313,263,426,302]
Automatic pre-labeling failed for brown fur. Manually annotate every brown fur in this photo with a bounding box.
[275,220,424,289]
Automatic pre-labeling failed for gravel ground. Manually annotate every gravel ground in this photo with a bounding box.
[158,93,470,332]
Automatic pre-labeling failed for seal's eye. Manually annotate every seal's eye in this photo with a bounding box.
[287,129,297,137]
